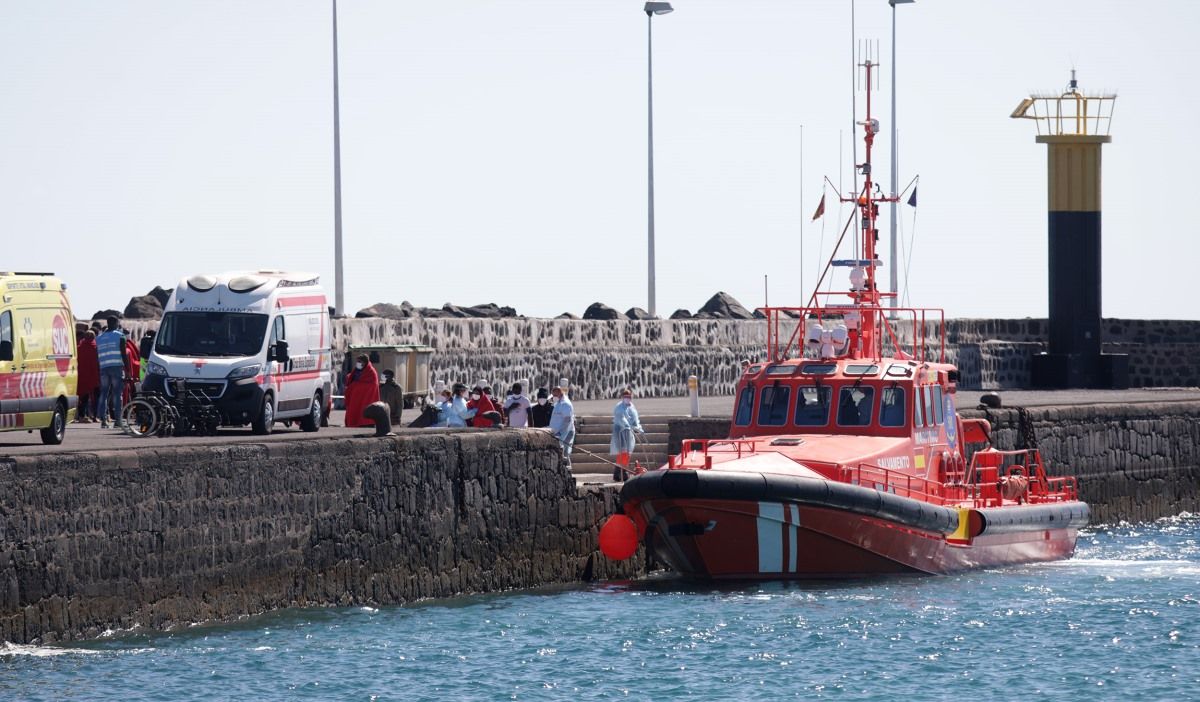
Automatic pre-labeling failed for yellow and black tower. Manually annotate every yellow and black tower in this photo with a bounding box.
[1012,71,1127,388]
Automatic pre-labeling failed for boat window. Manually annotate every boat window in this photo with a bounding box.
[933,385,944,425]
[886,364,912,378]
[757,384,791,426]
[913,385,925,426]
[795,386,832,426]
[765,364,798,377]
[800,363,837,375]
[922,385,935,427]
[844,364,880,376]
[879,387,906,427]
[734,385,755,426]
[837,386,875,427]
[748,364,763,375]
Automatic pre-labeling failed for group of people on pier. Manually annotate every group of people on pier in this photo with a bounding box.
[342,355,644,479]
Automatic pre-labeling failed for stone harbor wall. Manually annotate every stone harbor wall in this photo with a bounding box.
[664,401,1200,525]
[0,430,638,645]
[329,318,1200,397]
[107,317,1198,396]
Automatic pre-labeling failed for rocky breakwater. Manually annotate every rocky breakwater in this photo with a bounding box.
[0,430,637,645]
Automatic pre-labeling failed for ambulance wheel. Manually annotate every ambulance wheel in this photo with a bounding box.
[251,394,274,435]
[40,401,67,445]
[300,392,322,433]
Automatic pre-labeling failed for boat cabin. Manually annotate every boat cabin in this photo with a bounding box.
[729,357,960,441]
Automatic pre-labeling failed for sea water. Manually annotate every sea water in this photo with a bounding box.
[3,516,1197,701]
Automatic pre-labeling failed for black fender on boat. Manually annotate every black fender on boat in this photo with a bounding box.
[971,503,1090,536]
[621,469,962,536]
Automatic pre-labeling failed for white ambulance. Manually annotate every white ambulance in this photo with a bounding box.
[143,271,333,434]
[0,272,78,444]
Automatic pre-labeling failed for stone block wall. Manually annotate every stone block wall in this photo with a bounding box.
[122,317,1198,396]
[664,401,1200,525]
[328,317,1199,396]
[0,430,638,645]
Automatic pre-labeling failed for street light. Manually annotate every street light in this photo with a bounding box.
[332,0,345,317]
[888,0,913,313]
[645,1,672,318]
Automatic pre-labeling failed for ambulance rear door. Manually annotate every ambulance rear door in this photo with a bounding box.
[0,308,18,418]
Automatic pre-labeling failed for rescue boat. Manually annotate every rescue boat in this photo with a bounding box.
[612,59,1088,578]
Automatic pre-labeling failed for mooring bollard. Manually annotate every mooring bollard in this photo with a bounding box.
[688,374,700,418]
[363,401,394,437]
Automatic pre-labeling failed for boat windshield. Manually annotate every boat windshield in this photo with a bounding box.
[836,386,875,427]
[155,311,269,358]
[758,384,791,426]
[879,386,907,427]
[734,385,754,426]
[794,386,832,426]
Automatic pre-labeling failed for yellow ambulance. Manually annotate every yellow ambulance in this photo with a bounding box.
[0,272,78,444]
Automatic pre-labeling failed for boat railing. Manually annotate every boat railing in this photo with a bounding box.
[841,463,955,506]
[669,439,759,470]
[843,449,1078,507]
[964,448,1079,506]
[761,305,946,364]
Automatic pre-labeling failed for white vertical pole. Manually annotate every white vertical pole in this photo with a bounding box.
[332,0,345,317]
[647,13,657,318]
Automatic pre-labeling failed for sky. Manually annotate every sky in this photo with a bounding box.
[2,0,1196,321]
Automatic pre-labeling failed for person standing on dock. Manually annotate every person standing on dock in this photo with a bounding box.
[548,385,575,466]
[609,388,644,482]
[343,354,380,427]
[504,383,532,428]
[95,316,127,429]
[530,387,553,428]
[379,369,403,425]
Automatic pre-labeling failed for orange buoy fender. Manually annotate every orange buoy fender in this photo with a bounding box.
[599,515,639,560]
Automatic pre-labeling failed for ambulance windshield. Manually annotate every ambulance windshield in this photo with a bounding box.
[155,312,269,358]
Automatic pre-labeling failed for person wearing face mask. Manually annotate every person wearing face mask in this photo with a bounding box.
[609,388,645,481]
[434,388,455,427]
[530,387,553,428]
[379,369,404,426]
[467,384,501,428]
[446,383,476,428]
[343,354,380,427]
[547,385,575,466]
[503,382,532,428]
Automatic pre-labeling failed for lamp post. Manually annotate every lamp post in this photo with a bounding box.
[332,0,345,317]
[888,0,913,312]
[645,1,673,318]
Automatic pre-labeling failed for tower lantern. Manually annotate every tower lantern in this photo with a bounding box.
[1011,71,1127,388]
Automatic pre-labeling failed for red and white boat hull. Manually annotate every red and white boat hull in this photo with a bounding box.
[621,470,1088,579]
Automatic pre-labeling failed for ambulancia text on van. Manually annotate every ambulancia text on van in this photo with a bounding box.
[0,271,78,444]
[143,271,333,434]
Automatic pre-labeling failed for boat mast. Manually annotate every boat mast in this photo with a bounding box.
[848,58,895,359]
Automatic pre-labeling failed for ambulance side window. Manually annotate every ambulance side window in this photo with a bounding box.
[0,311,11,360]
[270,317,285,344]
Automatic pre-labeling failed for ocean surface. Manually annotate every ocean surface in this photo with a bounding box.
[3,516,1198,701]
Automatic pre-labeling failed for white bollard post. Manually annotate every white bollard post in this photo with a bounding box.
[688,374,700,418]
